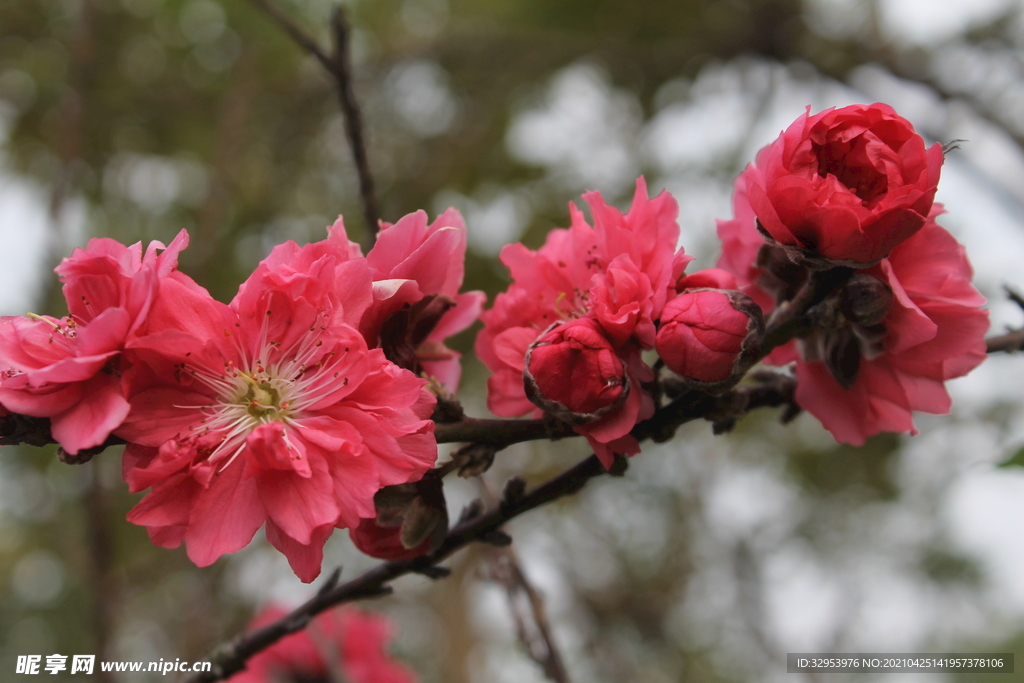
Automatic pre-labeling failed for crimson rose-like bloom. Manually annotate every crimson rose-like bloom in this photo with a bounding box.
[228,606,417,683]
[718,186,988,445]
[742,103,943,266]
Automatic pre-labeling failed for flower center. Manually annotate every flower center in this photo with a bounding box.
[238,373,286,420]
[813,136,889,204]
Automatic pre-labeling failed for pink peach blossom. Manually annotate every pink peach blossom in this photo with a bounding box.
[360,209,485,392]
[476,178,683,466]
[120,229,435,581]
[740,103,943,265]
[656,290,756,383]
[0,231,189,454]
[675,267,738,292]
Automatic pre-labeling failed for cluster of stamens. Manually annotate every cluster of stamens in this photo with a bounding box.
[174,309,353,471]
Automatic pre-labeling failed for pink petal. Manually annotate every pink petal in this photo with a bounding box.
[50,373,131,455]
[265,520,332,583]
[486,370,534,416]
[257,459,339,546]
[183,461,266,567]
[493,327,539,372]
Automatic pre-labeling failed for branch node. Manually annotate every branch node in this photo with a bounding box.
[285,613,311,632]
[57,445,100,465]
[607,452,629,477]
[500,476,528,513]
[431,392,465,423]
[316,567,342,596]
[457,498,485,524]
[354,584,394,600]
[481,529,513,547]
[454,443,498,478]
[415,565,452,580]
[780,402,803,424]
[1005,285,1024,314]
[543,414,575,440]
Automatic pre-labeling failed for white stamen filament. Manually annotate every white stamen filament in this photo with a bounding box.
[173,314,352,471]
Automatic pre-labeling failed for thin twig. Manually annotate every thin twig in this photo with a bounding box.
[185,453,606,683]
[985,286,1024,354]
[84,461,116,683]
[488,546,572,683]
[245,0,334,71]
[245,0,380,242]
[479,480,570,683]
[435,416,572,446]
[329,7,380,243]
[1005,285,1024,313]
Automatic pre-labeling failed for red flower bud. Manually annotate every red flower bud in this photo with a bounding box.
[349,517,430,561]
[524,318,629,425]
[349,472,447,561]
[656,289,764,392]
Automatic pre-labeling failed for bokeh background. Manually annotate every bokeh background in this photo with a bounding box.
[3,0,1024,681]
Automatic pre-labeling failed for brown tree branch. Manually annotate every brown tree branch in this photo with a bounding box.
[245,0,334,71]
[435,416,573,446]
[985,287,1024,354]
[245,1,380,243]
[329,7,380,244]
[186,453,606,683]
[759,267,854,358]
[987,330,1024,354]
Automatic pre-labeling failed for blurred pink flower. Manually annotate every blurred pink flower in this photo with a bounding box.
[228,606,417,683]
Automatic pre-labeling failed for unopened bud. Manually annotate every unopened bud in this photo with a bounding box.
[349,516,430,561]
[349,471,448,561]
[655,289,765,393]
[840,274,893,327]
[523,318,629,425]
